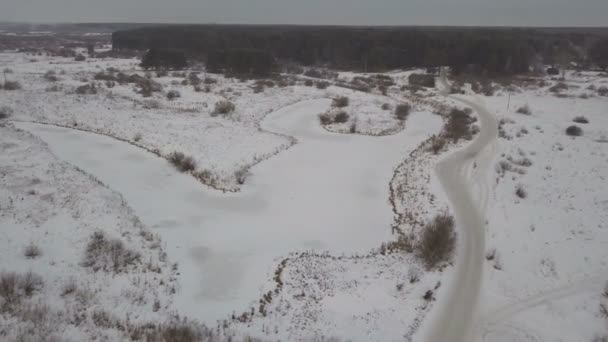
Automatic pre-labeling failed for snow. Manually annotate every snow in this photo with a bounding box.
[1,48,608,341]
[13,97,442,325]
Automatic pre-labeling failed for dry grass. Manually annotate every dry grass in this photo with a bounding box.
[168,152,197,172]
[24,243,42,259]
[0,271,44,313]
[82,231,141,273]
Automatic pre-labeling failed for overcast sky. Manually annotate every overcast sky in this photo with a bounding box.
[1,0,607,26]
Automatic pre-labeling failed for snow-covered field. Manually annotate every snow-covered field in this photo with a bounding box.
[1,49,608,342]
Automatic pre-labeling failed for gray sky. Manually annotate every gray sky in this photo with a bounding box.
[1,0,607,26]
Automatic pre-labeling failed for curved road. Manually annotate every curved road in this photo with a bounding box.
[419,70,498,342]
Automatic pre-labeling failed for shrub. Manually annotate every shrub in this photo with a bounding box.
[166,90,181,100]
[61,278,77,297]
[429,135,447,154]
[334,111,349,123]
[43,70,59,82]
[82,231,141,273]
[315,81,329,89]
[444,108,475,142]
[481,80,495,96]
[75,83,97,95]
[598,87,608,96]
[516,104,531,115]
[212,100,235,116]
[24,243,41,259]
[235,167,248,185]
[3,81,22,90]
[20,271,44,296]
[203,77,217,84]
[45,85,61,92]
[156,69,169,77]
[94,71,115,81]
[408,73,435,88]
[318,113,332,125]
[546,67,560,75]
[0,271,44,311]
[573,116,589,124]
[0,272,20,309]
[0,106,13,119]
[304,79,313,87]
[566,125,583,136]
[332,96,349,108]
[252,83,264,93]
[549,82,568,93]
[515,184,527,199]
[143,100,162,109]
[416,213,456,269]
[105,80,116,88]
[136,78,162,97]
[395,103,411,121]
[133,132,143,142]
[381,103,391,110]
[168,152,197,172]
[304,69,323,78]
[75,54,86,61]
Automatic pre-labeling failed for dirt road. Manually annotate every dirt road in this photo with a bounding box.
[418,70,498,342]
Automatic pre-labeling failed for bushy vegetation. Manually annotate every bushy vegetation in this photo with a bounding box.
[334,111,349,123]
[0,271,44,313]
[408,73,435,88]
[566,125,583,136]
[516,104,531,115]
[3,80,21,90]
[394,103,411,121]
[75,83,98,95]
[549,82,568,93]
[515,184,527,199]
[573,116,589,124]
[168,152,197,172]
[24,243,42,259]
[332,96,349,107]
[166,90,181,100]
[416,213,456,269]
[319,111,350,125]
[212,100,236,116]
[0,106,13,119]
[316,81,330,89]
[43,70,59,82]
[444,108,475,142]
[82,231,141,273]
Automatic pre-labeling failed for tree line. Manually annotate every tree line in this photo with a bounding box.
[113,25,608,76]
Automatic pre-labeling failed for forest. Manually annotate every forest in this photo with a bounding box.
[112,25,608,76]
